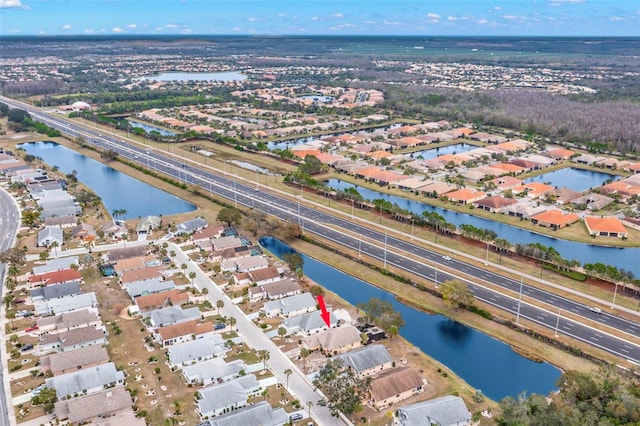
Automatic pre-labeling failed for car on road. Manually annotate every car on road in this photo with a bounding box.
[442,255,452,261]
[21,344,33,352]
[25,325,38,332]
[289,413,303,422]
[589,306,602,314]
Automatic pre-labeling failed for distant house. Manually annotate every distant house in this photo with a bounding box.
[40,345,109,376]
[167,335,228,369]
[246,266,282,286]
[44,215,76,228]
[39,325,107,352]
[397,395,471,426]
[34,292,98,316]
[30,281,81,301]
[282,310,337,335]
[195,401,288,426]
[262,293,317,318]
[369,367,425,410]
[46,362,125,400]
[134,289,189,312]
[221,255,269,273]
[54,387,133,425]
[28,268,82,286]
[473,195,517,213]
[530,209,580,231]
[335,344,394,378]
[71,223,97,241]
[248,278,301,301]
[584,216,628,238]
[446,188,486,205]
[303,325,362,355]
[176,217,208,235]
[136,215,161,234]
[119,265,164,285]
[196,375,260,419]
[182,357,247,386]
[32,256,79,276]
[37,308,101,334]
[37,226,64,248]
[570,193,614,211]
[143,306,202,328]
[125,278,175,299]
[155,319,215,347]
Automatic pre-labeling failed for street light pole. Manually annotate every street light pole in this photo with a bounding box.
[516,275,524,325]
[612,283,619,307]
[383,230,387,270]
[554,308,561,337]
[484,241,490,266]
[411,218,415,240]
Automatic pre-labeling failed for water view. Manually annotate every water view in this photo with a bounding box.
[524,168,618,192]
[20,142,196,219]
[260,236,561,401]
[143,71,247,82]
[410,143,476,160]
[127,120,176,136]
[325,179,640,275]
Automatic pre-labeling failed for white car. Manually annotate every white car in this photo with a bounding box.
[442,255,452,261]
[589,306,602,314]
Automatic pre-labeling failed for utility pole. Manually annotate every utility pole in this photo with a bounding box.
[516,275,524,325]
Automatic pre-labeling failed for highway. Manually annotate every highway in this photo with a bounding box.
[4,96,640,366]
[0,185,21,426]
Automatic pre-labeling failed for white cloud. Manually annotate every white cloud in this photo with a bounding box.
[181,28,192,34]
[609,16,626,21]
[383,20,400,25]
[62,24,71,30]
[331,13,344,19]
[364,19,377,25]
[478,19,489,24]
[247,17,263,22]
[311,16,319,21]
[0,0,27,9]
[128,24,137,29]
[84,29,95,34]
[277,13,287,17]
[447,16,457,21]
[492,6,502,10]
[112,27,124,33]
[502,15,517,20]
[427,13,440,19]
[166,24,178,28]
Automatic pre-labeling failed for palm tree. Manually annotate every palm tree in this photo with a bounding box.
[307,400,314,419]
[50,241,59,258]
[300,348,310,373]
[284,368,292,389]
[228,316,236,331]
[257,349,270,371]
[216,299,224,315]
[6,310,16,330]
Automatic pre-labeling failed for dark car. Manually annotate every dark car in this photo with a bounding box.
[15,299,25,304]
[214,323,225,330]
[21,344,34,352]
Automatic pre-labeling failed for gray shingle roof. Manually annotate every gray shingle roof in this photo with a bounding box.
[30,280,81,301]
[263,293,316,316]
[197,375,259,416]
[335,344,392,373]
[398,395,471,426]
[145,306,201,328]
[167,335,227,366]
[203,401,288,426]
[46,362,124,399]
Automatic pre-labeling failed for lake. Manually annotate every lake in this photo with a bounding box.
[143,71,247,82]
[524,168,618,192]
[127,120,176,136]
[260,236,561,402]
[20,142,196,219]
[410,143,476,160]
[325,179,640,275]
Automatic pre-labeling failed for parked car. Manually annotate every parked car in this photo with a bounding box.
[289,413,303,422]
[16,310,29,317]
[21,343,33,352]
[32,384,46,396]
[25,325,39,332]
[15,299,25,304]
[214,323,225,330]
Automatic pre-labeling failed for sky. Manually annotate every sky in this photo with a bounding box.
[1,0,639,37]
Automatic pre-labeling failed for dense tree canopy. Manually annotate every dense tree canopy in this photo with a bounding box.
[313,358,371,419]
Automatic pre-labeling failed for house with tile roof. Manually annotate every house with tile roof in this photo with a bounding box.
[134,289,189,312]
[516,182,555,199]
[369,367,425,410]
[39,325,107,352]
[446,188,487,205]
[37,308,100,333]
[570,193,614,211]
[584,216,628,238]
[28,268,82,286]
[248,278,301,301]
[473,195,517,213]
[119,265,164,285]
[530,210,580,230]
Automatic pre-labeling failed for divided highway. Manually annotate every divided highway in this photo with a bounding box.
[4,96,640,366]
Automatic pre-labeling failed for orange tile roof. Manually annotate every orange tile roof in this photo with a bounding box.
[371,170,408,184]
[446,188,487,202]
[530,210,580,227]
[354,166,382,178]
[28,269,82,285]
[522,182,555,196]
[457,127,475,135]
[584,216,627,234]
[368,150,392,160]
[491,163,524,173]
[547,148,574,158]
[491,176,523,189]
[292,149,322,159]
[135,289,189,310]
[397,136,423,146]
[436,154,465,165]
[120,266,164,284]
[157,320,213,341]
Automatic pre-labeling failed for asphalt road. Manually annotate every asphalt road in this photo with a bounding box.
[0,185,21,426]
[4,96,640,366]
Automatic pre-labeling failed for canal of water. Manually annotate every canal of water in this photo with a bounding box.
[260,236,561,402]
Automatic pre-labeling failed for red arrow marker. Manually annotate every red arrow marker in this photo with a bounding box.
[318,295,331,327]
